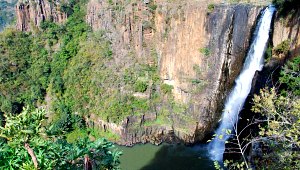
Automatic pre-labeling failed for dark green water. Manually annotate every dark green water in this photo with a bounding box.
[117,143,215,170]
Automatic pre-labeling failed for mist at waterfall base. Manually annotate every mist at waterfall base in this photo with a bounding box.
[207,5,276,162]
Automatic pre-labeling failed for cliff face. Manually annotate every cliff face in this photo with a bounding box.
[156,3,261,142]
[273,10,300,57]
[15,0,67,31]
[86,0,261,145]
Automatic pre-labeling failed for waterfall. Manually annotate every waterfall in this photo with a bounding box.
[208,5,276,161]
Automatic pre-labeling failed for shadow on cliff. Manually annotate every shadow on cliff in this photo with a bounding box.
[140,144,214,170]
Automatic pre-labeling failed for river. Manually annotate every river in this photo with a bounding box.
[117,143,215,170]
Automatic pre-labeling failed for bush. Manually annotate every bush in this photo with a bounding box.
[148,2,157,12]
[134,81,148,92]
[265,45,273,62]
[279,56,300,95]
[199,47,211,56]
[161,84,173,94]
[273,39,290,55]
[207,4,215,13]
[0,107,122,169]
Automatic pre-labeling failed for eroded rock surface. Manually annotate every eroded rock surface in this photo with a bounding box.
[15,0,67,31]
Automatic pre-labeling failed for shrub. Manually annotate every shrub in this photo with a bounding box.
[273,39,290,55]
[199,47,211,56]
[134,81,148,93]
[148,3,157,12]
[191,79,202,85]
[265,45,273,62]
[207,3,215,13]
[279,56,300,95]
[161,84,173,94]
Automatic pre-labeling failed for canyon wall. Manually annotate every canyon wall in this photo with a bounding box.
[16,0,300,145]
[15,0,67,31]
[86,0,262,145]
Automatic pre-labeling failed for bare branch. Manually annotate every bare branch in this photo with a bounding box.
[24,143,38,169]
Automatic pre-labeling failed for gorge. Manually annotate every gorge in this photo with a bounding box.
[9,0,266,146]
[0,0,299,169]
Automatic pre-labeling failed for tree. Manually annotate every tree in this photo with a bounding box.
[251,88,300,169]
[0,107,122,169]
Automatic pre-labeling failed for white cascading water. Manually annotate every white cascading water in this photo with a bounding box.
[208,5,276,161]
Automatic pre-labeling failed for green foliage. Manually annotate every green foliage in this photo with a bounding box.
[66,128,88,143]
[0,0,186,144]
[279,56,300,95]
[191,64,207,93]
[265,45,273,62]
[199,47,211,56]
[160,84,173,94]
[207,4,215,13]
[0,29,50,113]
[88,128,121,142]
[214,161,222,170]
[134,81,148,92]
[191,79,202,85]
[0,0,91,116]
[251,88,300,169]
[0,107,46,143]
[148,3,158,12]
[0,107,122,169]
[273,39,291,56]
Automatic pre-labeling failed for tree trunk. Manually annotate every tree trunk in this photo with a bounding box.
[84,155,92,170]
[24,143,38,169]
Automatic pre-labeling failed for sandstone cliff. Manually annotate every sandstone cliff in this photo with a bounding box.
[86,0,262,145]
[15,0,67,31]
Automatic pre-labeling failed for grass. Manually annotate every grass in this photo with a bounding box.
[89,128,121,141]
[66,128,121,143]
[66,128,89,143]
